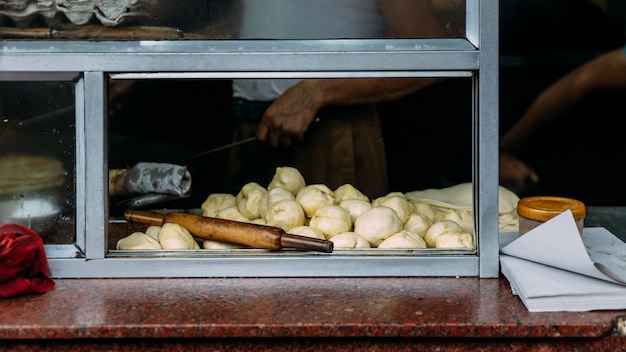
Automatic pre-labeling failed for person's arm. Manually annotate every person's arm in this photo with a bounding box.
[257,78,439,146]
[499,47,626,188]
[501,47,626,153]
[256,0,444,146]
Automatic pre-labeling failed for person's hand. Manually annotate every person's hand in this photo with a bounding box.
[255,82,320,147]
[499,150,539,189]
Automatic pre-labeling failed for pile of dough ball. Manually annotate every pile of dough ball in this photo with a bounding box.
[116,166,516,251]
[196,166,477,250]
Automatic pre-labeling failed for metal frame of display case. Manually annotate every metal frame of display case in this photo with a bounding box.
[0,0,500,278]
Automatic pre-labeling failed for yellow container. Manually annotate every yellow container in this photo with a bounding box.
[517,196,586,236]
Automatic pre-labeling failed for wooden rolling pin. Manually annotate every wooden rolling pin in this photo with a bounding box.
[125,210,333,253]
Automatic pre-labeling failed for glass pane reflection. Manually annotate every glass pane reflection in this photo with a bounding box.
[0,82,76,245]
[0,0,465,40]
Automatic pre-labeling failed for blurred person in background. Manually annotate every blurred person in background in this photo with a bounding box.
[226,0,453,198]
[497,0,626,204]
[499,46,626,199]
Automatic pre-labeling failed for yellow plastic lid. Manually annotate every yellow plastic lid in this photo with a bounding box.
[517,196,586,222]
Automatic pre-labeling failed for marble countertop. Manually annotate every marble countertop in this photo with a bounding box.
[1,276,625,351]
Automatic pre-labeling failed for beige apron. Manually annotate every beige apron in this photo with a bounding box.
[227,103,388,199]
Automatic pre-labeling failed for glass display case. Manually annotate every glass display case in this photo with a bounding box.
[0,0,500,278]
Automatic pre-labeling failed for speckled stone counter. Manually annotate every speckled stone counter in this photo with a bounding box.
[1,277,625,351]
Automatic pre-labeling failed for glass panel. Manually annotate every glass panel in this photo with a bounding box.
[0,1,466,40]
[0,81,76,244]
[106,77,474,253]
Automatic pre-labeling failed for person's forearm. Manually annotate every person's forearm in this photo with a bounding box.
[301,78,441,110]
[501,47,626,153]
[500,75,583,152]
[256,77,441,146]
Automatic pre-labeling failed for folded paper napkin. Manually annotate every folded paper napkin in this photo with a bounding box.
[109,162,192,197]
[0,223,55,298]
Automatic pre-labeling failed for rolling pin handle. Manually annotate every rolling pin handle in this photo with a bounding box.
[280,233,334,253]
[124,210,165,226]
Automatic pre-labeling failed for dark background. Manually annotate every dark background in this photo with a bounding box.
[496,0,626,205]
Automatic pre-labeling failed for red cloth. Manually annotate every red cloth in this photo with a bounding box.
[0,223,55,298]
